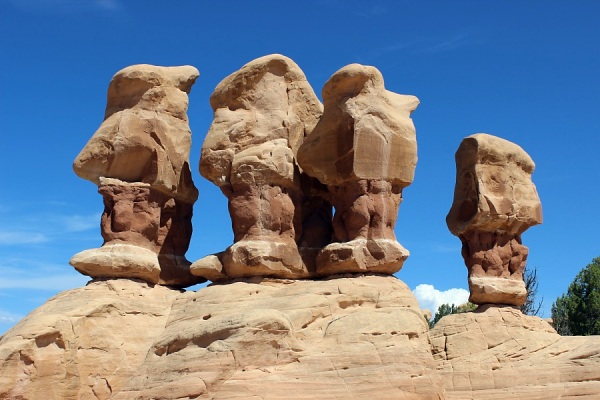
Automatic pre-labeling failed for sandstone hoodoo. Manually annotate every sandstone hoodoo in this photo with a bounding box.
[297,64,419,276]
[446,133,543,305]
[2,56,599,400]
[193,54,330,280]
[70,64,203,287]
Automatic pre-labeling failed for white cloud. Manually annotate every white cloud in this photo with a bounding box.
[413,284,469,315]
[0,310,22,324]
[0,231,49,245]
[61,213,100,232]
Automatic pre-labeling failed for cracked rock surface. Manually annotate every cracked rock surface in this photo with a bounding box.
[2,278,600,399]
[0,276,442,399]
[430,305,600,399]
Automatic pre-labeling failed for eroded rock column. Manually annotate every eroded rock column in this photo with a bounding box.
[193,54,327,280]
[447,133,542,305]
[297,64,419,275]
[70,64,202,287]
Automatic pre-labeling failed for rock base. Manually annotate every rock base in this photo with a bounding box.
[70,243,203,287]
[468,276,527,306]
[0,275,443,399]
[222,240,309,279]
[70,243,161,283]
[316,238,409,275]
[430,305,600,399]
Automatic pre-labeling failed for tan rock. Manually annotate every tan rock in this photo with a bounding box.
[297,64,418,275]
[297,64,419,186]
[430,305,600,399]
[197,54,328,280]
[74,64,199,203]
[0,279,180,400]
[316,238,409,275]
[189,253,227,282]
[0,276,445,399]
[71,65,202,287]
[447,134,542,236]
[70,243,160,283]
[2,278,599,399]
[446,134,542,305]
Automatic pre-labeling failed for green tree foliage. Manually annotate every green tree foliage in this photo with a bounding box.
[551,256,600,336]
[429,302,477,329]
[521,265,543,316]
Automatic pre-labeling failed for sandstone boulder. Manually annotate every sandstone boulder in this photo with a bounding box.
[297,64,419,275]
[195,54,329,280]
[446,134,542,305]
[70,65,202,287]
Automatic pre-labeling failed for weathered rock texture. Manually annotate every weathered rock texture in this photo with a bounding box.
[196,54,330,280]
[3,278,599,399]
[70,64,202,287]
[0,276,445,399]
[446,134,542,305]
[297,64,419,275]
[430,305,600,399]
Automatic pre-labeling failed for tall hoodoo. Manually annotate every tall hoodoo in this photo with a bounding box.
[70,64,202,287]
[193,54,328,280]
[447,133,543,305]
[297,64,419,275]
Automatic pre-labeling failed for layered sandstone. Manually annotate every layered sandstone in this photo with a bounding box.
[430,306,600,399]
[195,54,329,280]
[70,64,202,287]
[2,278,598,399]
[297,64,419,275]
[447,134,542,305]
[0,276,445,399]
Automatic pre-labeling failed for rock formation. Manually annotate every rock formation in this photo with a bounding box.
[2,58,598,400]
[2,277,599,399]
[446,134,542,305]
[70,64,202,287]
[0,276,445,399]
[194,54,329,280]
[297,64,419,275]
[430,305,600,399]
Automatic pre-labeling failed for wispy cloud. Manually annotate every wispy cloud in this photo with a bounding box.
[0,275,89,291]
[7,0,123,14]
[413,284,469,315]
[0,205,100,246]
[60,213,100,233]
[0,231,49,245]
[353,3,387,19]
[424,32,474,53]
[0,258,89,291]
[362,30,481,62]
[318,0,388,19]
[94,0,120,11]
[0,309,22,324]
[432,244,457,253]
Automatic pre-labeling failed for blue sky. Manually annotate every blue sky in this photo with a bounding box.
[1,0,599,333]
